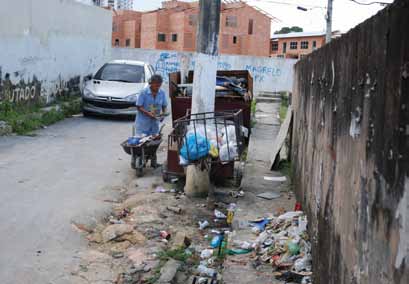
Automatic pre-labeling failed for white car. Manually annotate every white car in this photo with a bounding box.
[82,60,155,116]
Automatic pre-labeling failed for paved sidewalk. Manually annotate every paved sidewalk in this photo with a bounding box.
[222,98,296,284]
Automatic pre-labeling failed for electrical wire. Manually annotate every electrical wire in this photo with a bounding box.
[348,0,391,5]
[246,0,326,9]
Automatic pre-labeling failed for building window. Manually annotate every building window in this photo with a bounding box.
[299,54,307,59]
[125,39,131,47]
[172,34,178,42]
[248,19,253,35]
[277,55,285,58]
[312,40,317,50]
[158,33,166,42]
[189,14,197,26]
[271,42,278,51]
[290,41,298,49]
[114,39,119,47]
[233,36,237,44]
[112,23,118,32]
[301,41,309,49]
[283,42,287,53]
[226,15,237,27]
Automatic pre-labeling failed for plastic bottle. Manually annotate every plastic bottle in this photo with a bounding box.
[210,234,223,248]
[226,204,236,226]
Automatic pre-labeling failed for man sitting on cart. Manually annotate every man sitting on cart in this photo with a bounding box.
[135,74,167,168]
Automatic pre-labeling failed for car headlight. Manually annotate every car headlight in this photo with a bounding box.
[124,93,139,102]
[83,88,97,99]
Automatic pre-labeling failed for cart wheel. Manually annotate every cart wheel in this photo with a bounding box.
[136,156,144,177]
[131,155,136,169]
[162,172,169,182]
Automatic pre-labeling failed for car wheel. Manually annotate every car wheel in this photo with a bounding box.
[82,110,92,117]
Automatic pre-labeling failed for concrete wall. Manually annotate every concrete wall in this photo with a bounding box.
[111,47,296,93]
[292,1,409,283]
[0,0,112,105]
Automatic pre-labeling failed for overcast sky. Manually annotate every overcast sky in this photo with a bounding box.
[132,0,391,34]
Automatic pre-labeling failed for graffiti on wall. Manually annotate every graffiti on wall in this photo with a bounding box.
[154,52,235,81]
[48,75,81,101]
[154,53,180,82]
[0,67,82,104]
[244,65,282,83]
[0,72,43,104]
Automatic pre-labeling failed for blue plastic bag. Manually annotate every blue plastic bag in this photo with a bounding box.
[180,133,210,161]
[127,137,140,145]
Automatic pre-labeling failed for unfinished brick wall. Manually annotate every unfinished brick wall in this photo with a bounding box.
[292,1,409,283]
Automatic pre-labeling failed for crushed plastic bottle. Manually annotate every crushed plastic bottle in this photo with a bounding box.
[197,265,216,278]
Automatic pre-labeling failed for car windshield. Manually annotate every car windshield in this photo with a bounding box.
[94,63,145,83]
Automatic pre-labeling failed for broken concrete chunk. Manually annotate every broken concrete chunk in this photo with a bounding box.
[171,231,191,250]
[86,232,103,244]
[126,247,147,267]
[116,231,146,245]
[101,224,134,242]
[110,240,132,254]
[158,259,182,284]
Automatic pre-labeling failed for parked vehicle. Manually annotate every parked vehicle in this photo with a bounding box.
[82,60,155,116]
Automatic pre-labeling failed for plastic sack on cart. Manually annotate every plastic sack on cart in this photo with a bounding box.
[220,142,238,162]
[180,133,210,161]
[221,125,237,145]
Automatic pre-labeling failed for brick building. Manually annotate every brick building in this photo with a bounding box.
[112,0,274,57]
[270,31,341,59]
[112,10,142,48]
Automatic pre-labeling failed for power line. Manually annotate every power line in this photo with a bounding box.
[348,0,391,5]
[246,0,326,9]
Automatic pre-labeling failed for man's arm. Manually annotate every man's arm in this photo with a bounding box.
[137,105,156,119]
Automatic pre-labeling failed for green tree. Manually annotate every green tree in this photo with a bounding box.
[274,26,304,34]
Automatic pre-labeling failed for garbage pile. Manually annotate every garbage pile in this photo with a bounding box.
[196,206,313,284]
[175,75,251,101]
[249,211,312,283]
[179,123,247,164]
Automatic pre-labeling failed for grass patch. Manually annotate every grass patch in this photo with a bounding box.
[0,98,82,135]
[279,92,290,123]
[251,99,257,115]
[158,247,190,263]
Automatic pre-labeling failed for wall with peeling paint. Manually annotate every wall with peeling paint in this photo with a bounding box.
[0,0,112,104]
[111,47,296,94]
[292,0,409,283]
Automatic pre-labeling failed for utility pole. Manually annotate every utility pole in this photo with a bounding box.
[326,0,333,43]
[185,0,221,197]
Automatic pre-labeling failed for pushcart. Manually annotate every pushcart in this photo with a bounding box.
[121,125,164,177]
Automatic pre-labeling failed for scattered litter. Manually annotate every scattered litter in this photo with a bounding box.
[263,176,287,182]
[229,190,245,198]
[226,248,252,255]
[294,202,302,211]
[170,178,179,183]
[109,216,125,224]
[167,206,182,214]
[214,210,227,219]
[197,265,216,278]
[200,249,214,259]
[277,211,303,221]
[226,204,236,225]
[155,186,168,193]
[256,191,281,200]
[210,234,223,248]
[160,231,171,240]
[250,218,270,234]
[199,220,210,230]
